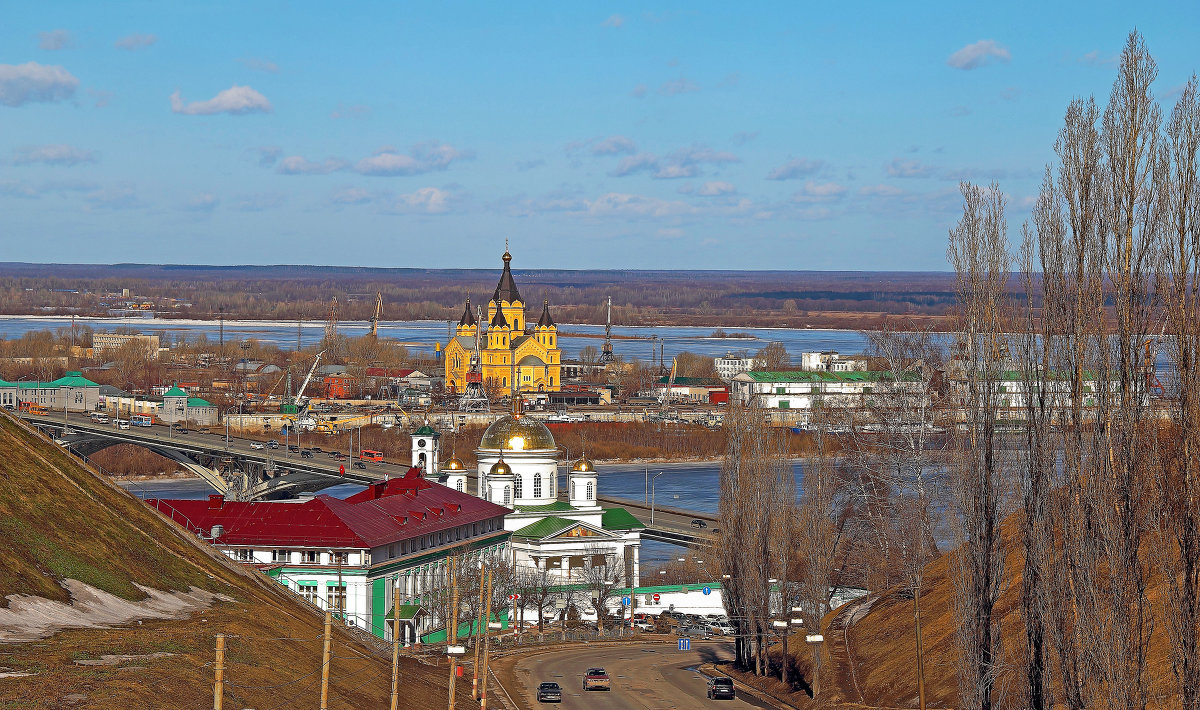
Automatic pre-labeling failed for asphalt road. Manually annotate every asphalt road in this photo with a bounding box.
[505,641,770,710]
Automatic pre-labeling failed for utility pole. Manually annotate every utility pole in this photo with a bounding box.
[320,610,332,710]
[448,565,460,710]
[472,566,486,700]
[480,571,493,710]
[212,633,225,710]
[915,586,927,710]
[390,580,402,710]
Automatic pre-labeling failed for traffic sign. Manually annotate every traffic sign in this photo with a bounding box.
[678,637,691,651]
[621,596,631,606]
[702,586,712,596]
[652,593,660,602]
[508,593,521,601]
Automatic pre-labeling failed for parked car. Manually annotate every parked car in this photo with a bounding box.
[691,519,708,529]
[709,623,735,636]
[300,450,314,459]
[679,624,711,638]
[706,677,735,700]
[535,682,561,703]
[632,621,655,632]
[583,668,610,691]
[250,442,265,450]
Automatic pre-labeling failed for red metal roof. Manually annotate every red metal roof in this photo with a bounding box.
[365,367,416,378]
[147,467,510,549]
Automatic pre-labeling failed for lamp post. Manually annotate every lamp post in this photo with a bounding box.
[650,471,666,525]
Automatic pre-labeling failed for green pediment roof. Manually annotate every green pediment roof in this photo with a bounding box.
[511,516,578,539]
[601,507,645,531]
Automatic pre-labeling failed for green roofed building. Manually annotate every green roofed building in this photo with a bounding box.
[161,384,219,426]
[731,369,927,424]
[6,371,100,413]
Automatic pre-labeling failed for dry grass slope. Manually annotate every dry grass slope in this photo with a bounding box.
[0,412,454,709]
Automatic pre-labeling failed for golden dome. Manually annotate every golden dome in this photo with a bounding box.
[443,456,465,471]
[488,458,512,477]
[571,457,595,473]
[479,415,556,452]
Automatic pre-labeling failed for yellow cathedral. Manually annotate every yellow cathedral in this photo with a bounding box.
[444,250,561,397]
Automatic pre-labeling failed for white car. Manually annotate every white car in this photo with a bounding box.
[250,442,265,450]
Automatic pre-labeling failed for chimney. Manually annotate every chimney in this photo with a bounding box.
[208,494,225,510]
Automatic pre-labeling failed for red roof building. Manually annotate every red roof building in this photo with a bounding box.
[147,467,511,644]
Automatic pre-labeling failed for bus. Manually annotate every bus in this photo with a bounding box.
[130,414,155,427]
[27,403,49,416]
[360,449,383,463]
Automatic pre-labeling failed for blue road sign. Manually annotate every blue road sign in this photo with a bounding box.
[621,596,631,606]
[702,586,712,595]
[678,637,691,651]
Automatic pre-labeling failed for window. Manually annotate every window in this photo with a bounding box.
[234,549,253,562]
[533,472,543,498]
[778,401,789,409]
[301,551,319,564]
[503,486,511,506]
[327,584,347,613]
[299,583,319,606]
[514,474,523,499]
[330,552,349,565]
[586,482,594,500]
[570,481,576,499]
[272,549,290,563]
[456,479,464,492]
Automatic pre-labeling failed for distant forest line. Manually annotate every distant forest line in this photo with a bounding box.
[0,262,1032,330]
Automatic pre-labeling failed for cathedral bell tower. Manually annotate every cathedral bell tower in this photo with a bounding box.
[410,423,440,475]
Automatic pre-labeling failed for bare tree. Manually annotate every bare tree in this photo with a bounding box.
[518,564,559,641]
[578,545,625,636]
[756,341,790,370]
[948,180,1013,710]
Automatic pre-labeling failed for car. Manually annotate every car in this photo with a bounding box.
[250,442,265,450]
[679,624,711,638]
[709,623,735,636]
[267,439,279,449]
[300,450,314,458]
[328,451,340,458]
[691,519,708,530]
[288,445,300,453]
[706,677,735,700]
[310,446,323,453]
[711,527,721,534]
[583,668,610,691]
[354,460,367,470]
[535,682,561,703]
[632,621,655,632]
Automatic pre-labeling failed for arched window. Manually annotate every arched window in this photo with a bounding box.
[503,486,511,506]
[550,475,555,496]
[586,482,594,500]
[456,479,464,492]
[514,474,523,499]
[533,472,543,498]
[570,481,576,499]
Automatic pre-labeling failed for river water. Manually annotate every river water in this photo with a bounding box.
[119,460,807,567]
[0,315,869,362]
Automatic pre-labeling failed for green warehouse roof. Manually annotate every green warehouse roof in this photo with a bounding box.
[187,397,213,408]
[742,370,919,383]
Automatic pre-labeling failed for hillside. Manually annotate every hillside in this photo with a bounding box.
[0,412,455,708]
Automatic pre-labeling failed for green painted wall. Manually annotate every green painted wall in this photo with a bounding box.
[371,578,387,639]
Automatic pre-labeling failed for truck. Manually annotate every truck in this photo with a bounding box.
[582,668,610,691]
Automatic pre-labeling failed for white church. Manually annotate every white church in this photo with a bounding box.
[408,409,644,587]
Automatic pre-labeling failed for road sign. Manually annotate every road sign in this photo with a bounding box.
[678,637,691,651]
[702,586,712,595]
[508,593,521,601]
[621,596,631,606]
[652,593,660,602]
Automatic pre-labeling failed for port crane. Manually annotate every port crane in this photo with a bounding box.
[458,304,490,412]
[324,298,339,343]
[600,295,616,364]
[283,350,324,430]
[368,292,383,338]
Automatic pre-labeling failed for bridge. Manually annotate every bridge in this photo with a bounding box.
[597,495,717,548]
[21,411,406,501]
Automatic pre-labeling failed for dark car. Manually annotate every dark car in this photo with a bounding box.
[536,682,561,703]
[300,450,314,459]
[691,519,708,530]
[354,460,367,470]
[288,445,300,453]
[706,677,735,700]
[328,451,340,458]
[310,446,323,453]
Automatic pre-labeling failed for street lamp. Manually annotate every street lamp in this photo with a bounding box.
[650,471,666,525]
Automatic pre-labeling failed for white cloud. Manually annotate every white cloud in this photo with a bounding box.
[388,187,452,214]
[276,156,347,175]
[38,30,74,51]
[1079,50,1118,67]
[170,85,272,115]
[115,33,157,50]
[659,77,699,96]
[946,40,1010,70]
[238,57,279,73]
[766,158,826,181]
[587,192,693,218]
[859,184,906,197]
[791,181,847,203]
[657,227,685,239]
[885,158,935,178]
[331,187,373,205]
[630,84,648,99]
[602,14,625,28]
[185,193,219,211]
[696,181,736,196]
[654,163,698,179]
[12,144,96,166]
[83,184,141,210]
[354,142,472,176]
[611,146,739,179]
[610,153,659,177]
[0,62,79,107]
[592,136,637,156]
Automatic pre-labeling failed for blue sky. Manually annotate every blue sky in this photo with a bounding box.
[2,2,1197,270]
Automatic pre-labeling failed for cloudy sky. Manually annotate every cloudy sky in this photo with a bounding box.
[2,2,1197,270]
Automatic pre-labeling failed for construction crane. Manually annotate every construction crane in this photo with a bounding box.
[458,304,491,412]
[324,298,339,343]
[282,351,324,429]
[600,295,616,364]
[368,292,383,338]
